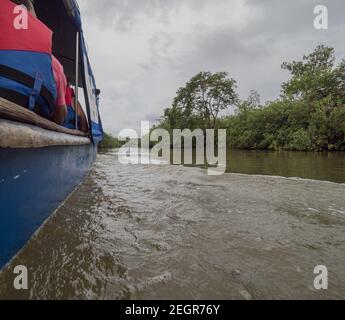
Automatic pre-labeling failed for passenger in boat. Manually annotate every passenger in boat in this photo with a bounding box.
[51,55,68,124]
[20,0,68,125]
[0,0,67,124]
[62,82,89,132]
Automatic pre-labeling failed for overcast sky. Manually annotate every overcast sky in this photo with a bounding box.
[78,0,345,136]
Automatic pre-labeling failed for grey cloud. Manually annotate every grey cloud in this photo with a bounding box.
[82,0,177,32]
[78,0,345,135]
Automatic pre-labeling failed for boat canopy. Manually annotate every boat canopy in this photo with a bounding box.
[35,0,103,143]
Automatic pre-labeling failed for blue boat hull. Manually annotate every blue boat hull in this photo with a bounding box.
[0,144,97,270]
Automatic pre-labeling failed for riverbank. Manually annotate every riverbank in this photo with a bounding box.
[153,46,345,152]
[99,132,126,149]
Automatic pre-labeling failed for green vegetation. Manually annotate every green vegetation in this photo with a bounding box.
[99,132,126,149]
[155,45,345,151]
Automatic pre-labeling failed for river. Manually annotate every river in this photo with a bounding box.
[0,149,345,299]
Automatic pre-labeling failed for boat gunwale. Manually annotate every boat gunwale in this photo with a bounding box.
[0,97,92,148]
[0,118,91,148]
[0,97,89,137]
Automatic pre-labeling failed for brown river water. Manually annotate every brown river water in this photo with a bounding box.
[0,149,345,299]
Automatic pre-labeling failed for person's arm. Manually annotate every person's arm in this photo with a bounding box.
[51,56,67,125]
[77,101,88,133]
[52,105,67,124]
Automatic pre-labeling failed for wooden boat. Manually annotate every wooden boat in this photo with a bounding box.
[0,0,103,270]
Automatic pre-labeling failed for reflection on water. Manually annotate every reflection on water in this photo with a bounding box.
[226,150,345,183]
[0,149,345,299]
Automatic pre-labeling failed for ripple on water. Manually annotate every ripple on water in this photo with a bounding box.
[1,150,345,299]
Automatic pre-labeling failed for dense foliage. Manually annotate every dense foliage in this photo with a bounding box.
[99,132,126,149]
[156,46,345,151]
